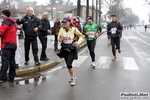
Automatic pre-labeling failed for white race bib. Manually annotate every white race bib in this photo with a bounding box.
[88,32,95,38]
[111,27,117,34]
[63,34,72,44]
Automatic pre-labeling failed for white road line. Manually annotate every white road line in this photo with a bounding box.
[73,56,88,67]
[129,31,150,47]
[96,56,110,69]
[78,47,87,55]
[123,57,139,70]
[39,66,63,75]
[146,58,150,64]
[137,32,150,39]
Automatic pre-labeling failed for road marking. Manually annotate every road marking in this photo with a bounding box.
[73,56,88,67]
[123,57,139,70]
[137,32,150,39]
[129,31,150,47]
[146,58,150,64]
[96,56,110,69]
[40,66,63,75]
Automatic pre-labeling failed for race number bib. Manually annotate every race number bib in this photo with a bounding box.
[63,34,72,44]
[88,32,95,38]
[111,27,117,34]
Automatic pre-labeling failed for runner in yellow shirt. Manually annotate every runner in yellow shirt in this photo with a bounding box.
[57,17,83,86]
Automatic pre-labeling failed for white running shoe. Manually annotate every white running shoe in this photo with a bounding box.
[92,62,96,69]
[69,76,76,83]
[70,79,76,86]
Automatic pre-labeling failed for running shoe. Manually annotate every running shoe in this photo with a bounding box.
[112,56,117,61]
[118,49,121,53]
[70,79,76,86]
[92,62,96,69]
[69,76,76,83]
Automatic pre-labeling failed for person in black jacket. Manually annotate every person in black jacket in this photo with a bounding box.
[38,12,51,61]
[107,14,122,61]
[16,7,41,66]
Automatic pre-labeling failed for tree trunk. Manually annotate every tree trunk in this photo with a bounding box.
[99,0,101,25]
[86,0,89,19]
[77,0,81,16]
[96,0,98,23]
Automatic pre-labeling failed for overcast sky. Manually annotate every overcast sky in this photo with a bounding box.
[27,0,149,22]
[0,0,149,23]
[124,0,149,23]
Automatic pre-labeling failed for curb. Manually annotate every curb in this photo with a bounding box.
[15,61,59,76]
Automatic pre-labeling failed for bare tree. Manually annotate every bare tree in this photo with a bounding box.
[145,0,150,5]
[49,0,73,5]
[77,0,81,16]
[0,1,18,17]
[86,0,89,19]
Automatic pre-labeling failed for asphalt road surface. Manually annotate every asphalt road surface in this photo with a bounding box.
[0,26,150,100]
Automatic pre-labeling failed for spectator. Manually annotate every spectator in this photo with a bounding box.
[52,17,61,52]
[144,25,147,32]
[72,17,80,30]
[38,12,51,61]
[0,10,17,83]
[16,7,41,66]
[76,16,82,32]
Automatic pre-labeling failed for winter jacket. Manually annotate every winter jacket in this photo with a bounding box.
[52,21,61,35]
[38,19,51,36]
[0,17,17,50]
[107,21,122,38]
[16,14,41,38]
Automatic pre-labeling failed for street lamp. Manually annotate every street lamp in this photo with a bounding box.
[4,0,6,9]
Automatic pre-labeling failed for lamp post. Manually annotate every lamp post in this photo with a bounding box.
[4,0,6,9]
[96,0,98,23]
[51,5,53,21]
[99,0,102,25]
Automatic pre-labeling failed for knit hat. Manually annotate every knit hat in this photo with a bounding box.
[87,16,93,20]
[2,10,11,17]
[62,17,71,23]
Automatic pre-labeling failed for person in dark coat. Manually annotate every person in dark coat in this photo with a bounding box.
[38,12,51,61]
[16,7,41,66]
[144,25,147,32]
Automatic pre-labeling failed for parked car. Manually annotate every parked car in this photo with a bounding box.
[101,22,108,28]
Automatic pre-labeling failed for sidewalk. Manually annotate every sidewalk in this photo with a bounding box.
[15,28,106,76]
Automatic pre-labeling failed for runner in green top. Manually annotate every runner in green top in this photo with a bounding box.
[84,22,100,40]
[83,16,101,69]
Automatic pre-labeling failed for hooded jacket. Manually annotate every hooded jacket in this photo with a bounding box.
[0,17,17,50]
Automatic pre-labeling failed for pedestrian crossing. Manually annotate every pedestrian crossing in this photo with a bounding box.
[15,56,150,85]
[123,57,139,70]
[72,55,150,70]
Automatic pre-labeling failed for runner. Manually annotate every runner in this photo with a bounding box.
[107,14,123,61]
[57,17,83,86]
[83,16,100,68]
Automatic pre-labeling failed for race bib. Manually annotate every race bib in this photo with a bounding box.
[111,27,117,34]
[63,34,72,44]
[88,32,95,38]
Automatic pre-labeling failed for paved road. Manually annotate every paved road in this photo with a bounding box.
[1,27,150,100]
